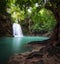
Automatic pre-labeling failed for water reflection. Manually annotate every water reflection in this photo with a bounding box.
[11,36,49,53]
[12,37,22,53]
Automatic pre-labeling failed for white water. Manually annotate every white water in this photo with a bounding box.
[13,23,23,37]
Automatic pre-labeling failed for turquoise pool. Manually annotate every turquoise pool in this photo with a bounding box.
[0,36,49,64]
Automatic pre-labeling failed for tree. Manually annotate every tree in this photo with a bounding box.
[0,0,59,37]
[45,0,60,44]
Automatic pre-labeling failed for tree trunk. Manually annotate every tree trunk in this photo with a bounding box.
[45,2,60,45]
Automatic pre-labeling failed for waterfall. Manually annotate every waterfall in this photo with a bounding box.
[13,23,23,37]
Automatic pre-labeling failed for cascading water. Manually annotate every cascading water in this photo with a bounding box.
[13,22,23,37]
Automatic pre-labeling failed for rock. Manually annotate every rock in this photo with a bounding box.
[0,14,13,37]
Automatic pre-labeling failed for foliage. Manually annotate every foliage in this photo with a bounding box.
[6,0,25,22]
[0,0,7,14]
[0,0,57,35]
[31,8,56,33]
[6,0,56,34]
[0,0,47,21]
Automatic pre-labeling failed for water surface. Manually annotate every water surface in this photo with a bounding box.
[0,36,49,64]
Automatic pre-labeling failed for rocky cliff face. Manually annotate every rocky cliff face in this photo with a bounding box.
[0,14,13,37]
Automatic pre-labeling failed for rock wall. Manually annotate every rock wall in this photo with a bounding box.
[0,14,13,37]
